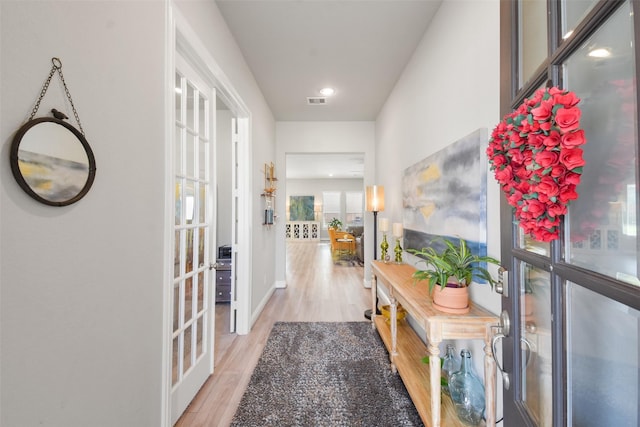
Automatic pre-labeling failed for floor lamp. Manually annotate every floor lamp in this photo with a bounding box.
[364,185,384,320]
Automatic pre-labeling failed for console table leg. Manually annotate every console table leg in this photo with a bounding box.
[390,296,398,373]
[484,328,497,427]
[371,271,377,329]
[428,342,441,427]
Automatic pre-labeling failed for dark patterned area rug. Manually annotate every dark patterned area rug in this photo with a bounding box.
[230,322,424,426]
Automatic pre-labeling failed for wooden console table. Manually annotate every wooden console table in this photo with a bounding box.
[371,261,498,427]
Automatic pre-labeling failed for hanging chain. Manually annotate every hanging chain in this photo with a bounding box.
[28,57,84,135]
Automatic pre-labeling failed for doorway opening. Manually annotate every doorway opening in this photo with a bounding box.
[284,153,366,275]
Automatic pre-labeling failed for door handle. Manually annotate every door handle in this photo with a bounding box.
[492,333,510,390]
[491,310,511,390]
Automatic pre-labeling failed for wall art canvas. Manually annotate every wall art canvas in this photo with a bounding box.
[403,128,488,259]
[289,195,315,221]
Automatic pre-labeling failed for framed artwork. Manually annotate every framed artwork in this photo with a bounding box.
[289,195,315,221]
[402,128,488,258]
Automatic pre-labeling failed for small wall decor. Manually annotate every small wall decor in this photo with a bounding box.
[402,129,488,259]
[9,57,96,206]
[487,86,586,242]
[261,162,277,225]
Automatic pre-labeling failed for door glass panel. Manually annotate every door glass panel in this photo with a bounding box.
[567,282,639,426]
[172,335,179,386]
[199,183,207,223]
[198,227,205,268]
[174,180,182,226]
[197,271,204,313]
[518,0,548,89]
[186,133,196,178]
[563,2,639,285]
[199,97,206,138]
[186,83,195,131]
[185,229,194,274]
[173,281,180,332]
[196,315,204,358]
[520,262,552,426]
[183,325,192,372]
[185,181,195,225]
[518,229,550,256]
[175,73,182,116]
[175,127,182,175]
[174,230,181,278]
[183,275,193,324]
[561,0,598,41]
[199,138,207,180]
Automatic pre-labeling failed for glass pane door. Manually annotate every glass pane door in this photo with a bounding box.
[171,56,215,423]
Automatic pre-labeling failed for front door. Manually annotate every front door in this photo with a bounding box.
[499,1,640,426]
[170,55,216,424]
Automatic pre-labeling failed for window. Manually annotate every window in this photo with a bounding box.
[345,191,363,226]
[322,191,340,228]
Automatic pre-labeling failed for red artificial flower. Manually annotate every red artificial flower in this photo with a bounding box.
[525,199,546,219]
[531,100,553,122]
[554,91,580,108]
[494,165,513,183]
[535,150,560,169]
[555,107,582,133]
[535,177,560,199]
[559,148,586,169]
[543,131,562,148]
[561,129,586,148]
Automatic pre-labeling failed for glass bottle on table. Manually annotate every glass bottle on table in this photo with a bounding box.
[448,349,485,426]
[442,344,461,396]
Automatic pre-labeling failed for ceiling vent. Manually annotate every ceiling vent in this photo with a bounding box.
[307,97,327,105]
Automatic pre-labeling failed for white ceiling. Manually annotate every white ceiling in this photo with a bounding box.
[215,0,442,122]
[286,153,365,179]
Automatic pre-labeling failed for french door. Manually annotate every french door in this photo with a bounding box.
[170,55,216,424]
[499,1,640,426]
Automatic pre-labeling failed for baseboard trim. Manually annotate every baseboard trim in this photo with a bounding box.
[275,280,287,289]
[251,284,275,327]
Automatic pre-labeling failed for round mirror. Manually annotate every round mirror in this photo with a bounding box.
[10,117,96,206]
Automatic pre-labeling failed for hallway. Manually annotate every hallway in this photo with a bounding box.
[176,241,369,426]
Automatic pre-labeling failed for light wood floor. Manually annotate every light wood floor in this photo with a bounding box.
[175,241,369,427]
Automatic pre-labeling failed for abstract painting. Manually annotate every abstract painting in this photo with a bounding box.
[402,128,488,258]
[289,195,315,221]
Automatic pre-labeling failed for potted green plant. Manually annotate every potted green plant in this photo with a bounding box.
[328,217,343,230]
[410,238,500,313]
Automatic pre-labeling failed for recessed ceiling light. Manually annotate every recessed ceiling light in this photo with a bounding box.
[588,48,611,58]
[319,87,335,97]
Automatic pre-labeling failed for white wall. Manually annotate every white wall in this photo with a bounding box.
[216,109,233,250]
[1,2,166,425]
[275,121,375,287]
[375,0,503,403]
[0,0,277,425]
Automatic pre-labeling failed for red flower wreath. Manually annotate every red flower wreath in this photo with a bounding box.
[487,87,586,242]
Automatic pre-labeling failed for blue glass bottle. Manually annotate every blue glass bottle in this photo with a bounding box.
[448,349,486,426]
[441,344,460,396]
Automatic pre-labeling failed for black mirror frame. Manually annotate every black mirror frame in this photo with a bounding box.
[10,117,96,207]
